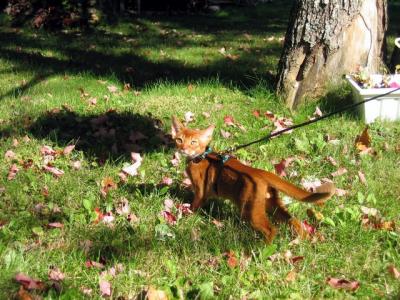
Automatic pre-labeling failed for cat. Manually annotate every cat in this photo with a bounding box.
[171,116,335,243]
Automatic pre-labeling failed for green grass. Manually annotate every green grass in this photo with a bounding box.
[1,1,400,299]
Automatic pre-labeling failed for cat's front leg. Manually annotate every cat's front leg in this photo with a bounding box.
[191,185,206,211]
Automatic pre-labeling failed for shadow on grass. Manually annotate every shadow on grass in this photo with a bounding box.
[27,109,173,160]
[318,85,360,121]
[0,2,292,100]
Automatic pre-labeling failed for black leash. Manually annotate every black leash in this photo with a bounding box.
[222,86,400,155]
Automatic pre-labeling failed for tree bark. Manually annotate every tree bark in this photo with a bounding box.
[276,0,388,109]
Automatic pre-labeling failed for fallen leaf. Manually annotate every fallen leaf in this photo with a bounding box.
[93,208,104,224]
[16,285,34,300]
[88,97,97,106]
[99,279,111,297]
[285,270,297,282]
[326,277,360,291]
[274,157,295,177]
[355,126,371,150]
[264,111,275,121]
[164,199,174,212]
[326,156,337,166]
[85,260,105,269]
[252,110,260,118]
[102,212,115,224]
[313,106,323,117]
[63,145,75,155]
[161,211,177,225]
[40,145,56,156]
[8,164,19,180]
[161,177,173,186]
[146,286,169,300]
[107,85,118,93]
[223,115,235,127]
[43,165,64,178]
[5,150,16,160]
[71,160,82,170]
[358,171,367,185]
[116,198,130,215]
[48,267,65,281]
[335,188,348,197]
[388,265,400,279]
[48,222,64,228]
[212,219,224,229]
[171,151,181,167]
[302,220,316,235]
[220,129,231,139]
[122,152,142,176]
[202,112,211,118]
[224,250,238,268]
[177,203,193,216]
[184,111,195,123]
[100,177,117,197]
[15,273,45,290]
[331,167,348,177]
[290,256,304,265]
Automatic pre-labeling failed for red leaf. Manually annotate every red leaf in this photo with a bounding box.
[225,250,238,268]
[223,115,235,126]
[252,110,260,118]
[161,211,177,225]
[326,277,360,291]
[302,220,316,235]
[15,273,45,290]
[7,164,19,180]
[273,157,295,177]
[264,111,276,121]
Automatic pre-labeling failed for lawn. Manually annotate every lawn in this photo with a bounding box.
[1,1,400,299]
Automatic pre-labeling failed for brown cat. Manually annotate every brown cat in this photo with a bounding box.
[171,116,335,243]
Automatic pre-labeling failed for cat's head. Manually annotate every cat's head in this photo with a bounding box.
[171,116,215,159]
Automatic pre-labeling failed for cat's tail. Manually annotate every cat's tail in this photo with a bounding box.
[264,172,335,204]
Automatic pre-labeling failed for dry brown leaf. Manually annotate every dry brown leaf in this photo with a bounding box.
[285,270,297,282]
[355,126,371,150]
[326,277,360,291]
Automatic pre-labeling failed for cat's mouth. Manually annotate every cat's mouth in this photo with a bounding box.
[179,149,202,159]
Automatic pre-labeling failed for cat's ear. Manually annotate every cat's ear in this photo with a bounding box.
[171,116,183,138]
[201,125,215,141]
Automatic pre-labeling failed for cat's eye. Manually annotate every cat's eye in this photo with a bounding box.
[175,138,183,144]
[191,140,198,145]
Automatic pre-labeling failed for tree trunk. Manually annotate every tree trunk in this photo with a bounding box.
[276,0,388,109]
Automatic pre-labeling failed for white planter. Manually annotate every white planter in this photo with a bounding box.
[346,75,400,124]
